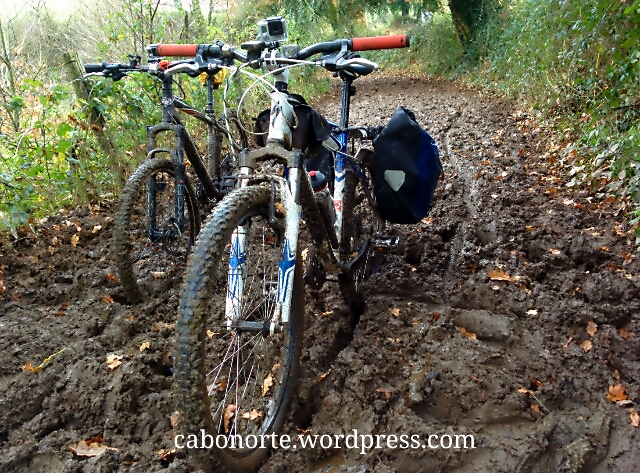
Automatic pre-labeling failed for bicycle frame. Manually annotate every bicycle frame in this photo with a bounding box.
[225,68,373,330]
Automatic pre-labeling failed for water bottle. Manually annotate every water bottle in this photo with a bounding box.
[309,170,336,227]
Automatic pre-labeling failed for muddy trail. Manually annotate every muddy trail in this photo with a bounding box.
[1,76,639,473]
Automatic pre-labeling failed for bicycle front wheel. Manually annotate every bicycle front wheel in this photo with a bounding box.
[175,185,304,471]
[114,157,200,303]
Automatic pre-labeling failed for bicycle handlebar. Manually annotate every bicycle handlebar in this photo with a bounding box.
[153,33,410,61]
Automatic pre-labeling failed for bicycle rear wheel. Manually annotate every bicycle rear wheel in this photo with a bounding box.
[175,185,304,471]
[114,157,200,303]
[339,149,385,313]
[211,111,249,184]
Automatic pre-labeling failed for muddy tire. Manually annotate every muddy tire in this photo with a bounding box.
[114,157,200,304]
[339,156,384,313]
[175,185,304,472]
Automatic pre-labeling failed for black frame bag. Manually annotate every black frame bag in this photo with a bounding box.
[372,107,441,224]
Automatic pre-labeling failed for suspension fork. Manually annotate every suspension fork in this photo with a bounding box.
[144,74,189,240]
[225,169,302,330]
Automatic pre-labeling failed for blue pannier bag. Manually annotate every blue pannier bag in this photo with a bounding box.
[372,107,441,224]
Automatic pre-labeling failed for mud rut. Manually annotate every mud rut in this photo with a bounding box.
[1,76,639,473]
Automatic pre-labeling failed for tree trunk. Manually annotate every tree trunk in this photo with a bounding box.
[61,52,125,197]
[448,0,486,46]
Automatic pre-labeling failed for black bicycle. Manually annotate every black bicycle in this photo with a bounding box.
[84,45,249,303]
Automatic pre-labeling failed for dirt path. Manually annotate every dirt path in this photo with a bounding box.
[1,76,639,473]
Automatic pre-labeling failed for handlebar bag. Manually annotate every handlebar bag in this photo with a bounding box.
[372,107,441,224]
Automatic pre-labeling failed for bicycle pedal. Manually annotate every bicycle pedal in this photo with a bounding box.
[219,174,238,194]
[371,235,399,250]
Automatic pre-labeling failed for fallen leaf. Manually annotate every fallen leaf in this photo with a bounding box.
[525,225,536,231]
[66,439,120,457]
[71,234,79,247]
[530,403,541,414]
[527,309,538,316]
[518,388,532,394]
[376,387,391,400]
[22,347,68,373]
[563,336,573,348]
[105,273,117,284]
[241,409,262,421]
[170,411,180,428]
[139,341,150,352]
[614,369,620,380]
[92,225,102,234]
[274,202,286,215]
[530,378,543,387]
[103,294,114,304]
[47,246,55,255]
[155,448,178,461]
[106,354,123,370]
[432,312,441,322]
[27,255,39,264]
[581,340,593,352]
[262,373,274,396]
[223,404,236,433]
[317,369,331,383]
[606,384,628,403]
[389,307,400,317]
[206,329,216,338]
[631,408,640,428]
[586,321,598,337]
[550,248,561,255]
[460,327,477,340]
[617,328,635,340]
[488,269,518,282]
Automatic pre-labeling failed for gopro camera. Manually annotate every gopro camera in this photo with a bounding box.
[257,17,288,43]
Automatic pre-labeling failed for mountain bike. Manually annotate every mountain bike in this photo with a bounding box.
[169,20,409,471]
[84,47,249,303]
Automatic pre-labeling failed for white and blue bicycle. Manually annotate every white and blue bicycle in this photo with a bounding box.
[169,18,409,471]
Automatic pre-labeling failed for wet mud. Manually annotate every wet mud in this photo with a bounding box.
[1,76,639,473]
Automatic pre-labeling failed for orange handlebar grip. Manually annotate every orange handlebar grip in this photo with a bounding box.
[351,34,410,51]
[156,44,198,57]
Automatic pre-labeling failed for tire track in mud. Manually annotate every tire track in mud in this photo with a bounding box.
[441,108,478,295]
